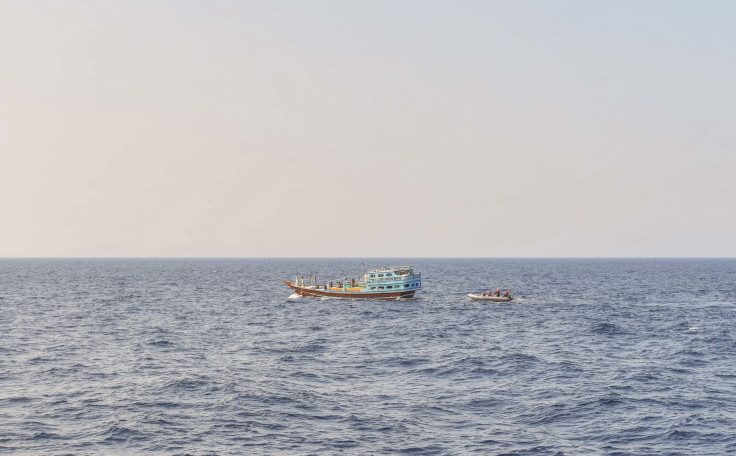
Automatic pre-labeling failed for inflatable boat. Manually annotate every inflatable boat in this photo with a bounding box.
[468,293,512,302]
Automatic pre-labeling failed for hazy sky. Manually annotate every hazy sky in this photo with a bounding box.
[1,0,735,257]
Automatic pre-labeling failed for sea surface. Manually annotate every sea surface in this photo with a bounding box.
[1,258,735,455]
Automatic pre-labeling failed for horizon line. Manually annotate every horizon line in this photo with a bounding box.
[1,256,735,260]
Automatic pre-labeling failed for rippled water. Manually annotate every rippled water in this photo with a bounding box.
[1,258,735,455]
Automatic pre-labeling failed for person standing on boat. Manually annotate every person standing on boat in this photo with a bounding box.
[496,288,500,296]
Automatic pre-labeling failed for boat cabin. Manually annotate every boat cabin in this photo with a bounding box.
[362,266,421,292]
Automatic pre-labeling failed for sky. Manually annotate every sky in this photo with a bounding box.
[1,0,735,257]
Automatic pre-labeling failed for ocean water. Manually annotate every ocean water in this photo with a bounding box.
[1,258,735,455]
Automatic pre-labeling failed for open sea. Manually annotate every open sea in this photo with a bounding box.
[1,258,735,455]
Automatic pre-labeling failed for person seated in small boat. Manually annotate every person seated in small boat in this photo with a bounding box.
[496,289,500,297]
[504,291,509,297]
[482,291,486,296]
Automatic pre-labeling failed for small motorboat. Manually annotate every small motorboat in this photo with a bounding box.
[468,293,513,302]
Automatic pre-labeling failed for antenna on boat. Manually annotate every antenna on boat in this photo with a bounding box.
[361,262,365,277]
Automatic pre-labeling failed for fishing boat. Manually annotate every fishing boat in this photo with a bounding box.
[284,265,421,300]
[468,293,513,302]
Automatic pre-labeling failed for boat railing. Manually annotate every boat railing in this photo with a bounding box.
[364,274,421,283]
[366,266,414,273]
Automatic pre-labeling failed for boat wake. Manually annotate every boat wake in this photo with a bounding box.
[287,293,302,300]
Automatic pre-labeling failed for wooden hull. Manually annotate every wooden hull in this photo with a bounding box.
[285,281,417,300]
